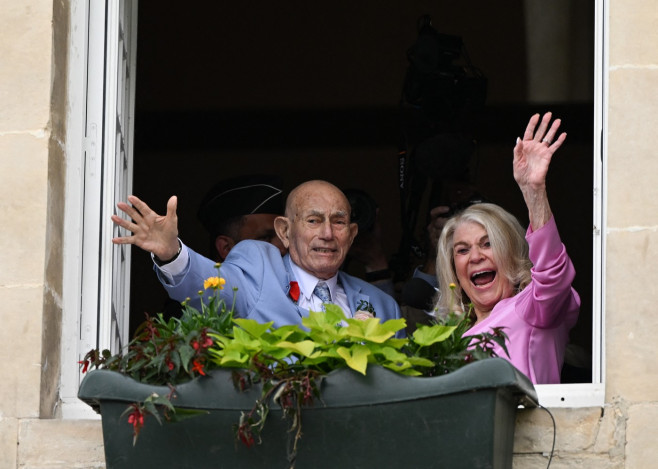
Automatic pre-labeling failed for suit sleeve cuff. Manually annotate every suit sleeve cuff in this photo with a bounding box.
[152,240,190,283]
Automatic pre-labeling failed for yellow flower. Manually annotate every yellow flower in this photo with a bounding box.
[449,282,457,290]
[204,276,226,290]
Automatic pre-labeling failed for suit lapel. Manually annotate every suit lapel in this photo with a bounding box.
[338,272,369,313]
[283,254,306,318]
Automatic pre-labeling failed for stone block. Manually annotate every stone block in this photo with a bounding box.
[0,133,48,286]
[515,407,601,453]
[593,402,625,458]
[18,419,105,468]
[0,286,43,418]
[609,0,658,65]
[514,453,624,469]
[0,418,18,469]
[0,1,53,131]
[626,403,658,468]
[606,231,658,401]
[607,68,658,228]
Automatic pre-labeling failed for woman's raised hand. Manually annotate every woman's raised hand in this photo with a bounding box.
[513,112,567,192]
[513,112,567,230]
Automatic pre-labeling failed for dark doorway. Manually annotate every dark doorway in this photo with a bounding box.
[130,0,594,382]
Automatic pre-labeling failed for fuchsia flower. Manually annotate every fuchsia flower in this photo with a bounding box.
[127,404,145,437]
[192,359,206,376]
[192,331,213,351]
[237,423,255,448]
[289,281,300,303]
[78,359,89,373]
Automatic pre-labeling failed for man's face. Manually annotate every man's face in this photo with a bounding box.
[276,182,358,280]
[239,213,287,255]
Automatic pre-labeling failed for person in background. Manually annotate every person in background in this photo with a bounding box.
[434,112,580,384]
[342,188,396,298]
[151,175,286,319]
[111,180,402,332]
[197,175,286,261]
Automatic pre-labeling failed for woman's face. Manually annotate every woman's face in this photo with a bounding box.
[452,221,514,318]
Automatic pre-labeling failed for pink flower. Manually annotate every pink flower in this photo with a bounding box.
[354,311,374,321]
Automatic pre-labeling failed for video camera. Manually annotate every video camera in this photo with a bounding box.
[392,15,487,280]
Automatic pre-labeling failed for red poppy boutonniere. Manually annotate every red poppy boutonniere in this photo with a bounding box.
[289,281,300,304]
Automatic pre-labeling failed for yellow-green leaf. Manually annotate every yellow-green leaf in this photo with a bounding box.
[412,324,456,346]
[275,340,317,357]
[336,345,370,375]
[323,304,348,324]
[234,319,274,338]
[218,349,250,367]
[343,318,395,343]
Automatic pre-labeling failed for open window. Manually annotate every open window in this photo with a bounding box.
[62,0,605,414]
[60,0,138,418]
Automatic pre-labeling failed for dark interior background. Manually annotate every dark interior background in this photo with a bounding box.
[129,0,594,381]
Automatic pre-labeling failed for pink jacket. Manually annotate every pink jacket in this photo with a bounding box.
[464,216,580,384]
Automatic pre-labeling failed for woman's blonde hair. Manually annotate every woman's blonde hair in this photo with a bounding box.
[434,203,532,316]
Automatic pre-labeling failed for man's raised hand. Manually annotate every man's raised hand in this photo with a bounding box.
[111,195,180,261]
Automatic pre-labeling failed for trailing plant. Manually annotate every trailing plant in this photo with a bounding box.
[78,265,508,468]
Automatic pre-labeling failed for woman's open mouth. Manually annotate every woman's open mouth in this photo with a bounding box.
[471,270,496,287]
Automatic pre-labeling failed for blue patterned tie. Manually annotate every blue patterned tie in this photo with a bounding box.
[313,282,332,308]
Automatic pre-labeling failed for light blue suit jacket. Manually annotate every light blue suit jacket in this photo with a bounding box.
[156,240,403,334]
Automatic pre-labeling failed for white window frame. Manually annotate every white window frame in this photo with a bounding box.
[59,0,606,416]
[534,0,607,408]
[60,0,138,419]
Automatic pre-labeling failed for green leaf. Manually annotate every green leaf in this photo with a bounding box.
[377,346,412,363]
[218,349,251,367]
[275,340,317,357]
[231,327,263,349]
[405,356,435,367]
[336,345,370,375]
[303,310,337,330]
[343,318,397,343]
[148,393,176,412]
[143,401,163,426]
[167,408,210,423]
[178,344,195,372]
[383,365,423,376]
[234,319,274,338]
[270,325,306,342]
[412,324,457,347]
[323,304,348,323]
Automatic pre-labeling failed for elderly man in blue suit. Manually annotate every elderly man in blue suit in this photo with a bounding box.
[111,180,402,332]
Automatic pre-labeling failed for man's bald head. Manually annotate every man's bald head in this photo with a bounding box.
[275,180,358,279]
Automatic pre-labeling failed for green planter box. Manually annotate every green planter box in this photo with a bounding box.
[78,358,537,469]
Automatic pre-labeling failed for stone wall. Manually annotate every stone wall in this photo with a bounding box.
[1,0,658,468]
[0,0,53,466]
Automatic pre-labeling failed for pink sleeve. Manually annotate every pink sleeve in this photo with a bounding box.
[518,216,580,327]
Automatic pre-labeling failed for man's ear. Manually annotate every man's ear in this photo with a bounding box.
[273,216,291,248]
[215,235,236,261]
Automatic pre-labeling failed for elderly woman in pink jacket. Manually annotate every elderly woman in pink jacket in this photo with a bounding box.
[434,112,580,384]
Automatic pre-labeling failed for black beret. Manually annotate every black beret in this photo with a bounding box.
[197,175,284,235]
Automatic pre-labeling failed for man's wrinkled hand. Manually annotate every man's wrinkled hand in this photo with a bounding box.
[111,195,180,260]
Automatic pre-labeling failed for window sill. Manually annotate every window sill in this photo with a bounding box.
[534,383,604,408]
